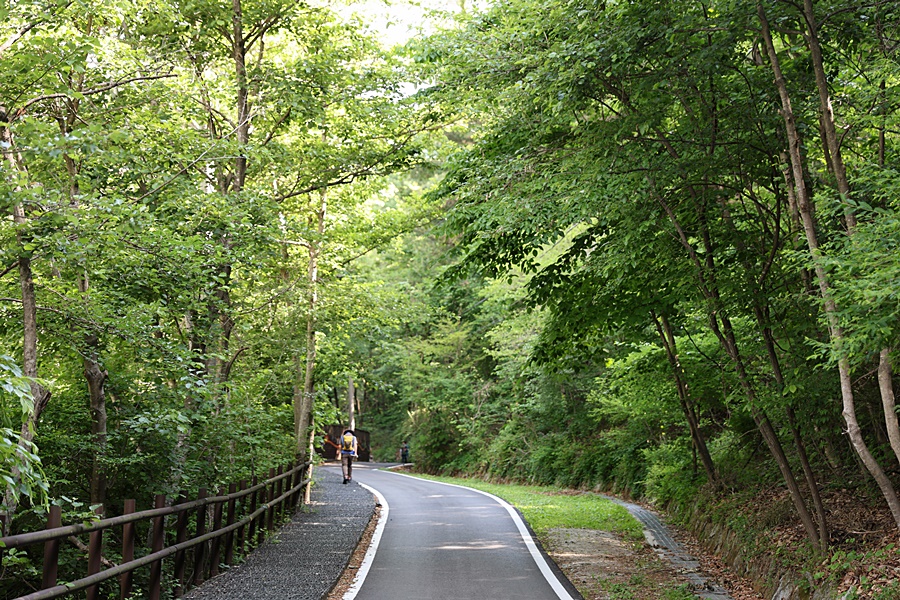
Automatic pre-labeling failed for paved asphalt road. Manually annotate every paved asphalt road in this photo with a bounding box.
[326,463,580,600]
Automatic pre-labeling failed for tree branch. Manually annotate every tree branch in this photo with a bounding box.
[0,260,18,280]
[275,172,359,202]
[245,15,281,50]
[0,21,41,58]
[278,239,311,248]
[68,536,117,569]
[17,74,177,116]
[262,108,291,146]
[222,347,248,382]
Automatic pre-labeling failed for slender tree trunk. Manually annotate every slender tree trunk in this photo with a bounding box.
[721,190,829,546]
[78,272,108,507]
[758,317,829,547]
[758,2,900,529]
[650,179,822,546]
[83,340,108,507]
[713,308,823,548]
[879,79,886,168]
[201,0,251,388]
[652,313,717,485]
[801,0,855,230]
[871,67,900,465]
[294,188,326,504]
[231,0,249,192]
[649,185,821,545]
[294,286,317,457]
[778,153,815,294]
[58,73,109,507]
[347,375,356,431]
[878,350,900,466]
[0,110,52,532]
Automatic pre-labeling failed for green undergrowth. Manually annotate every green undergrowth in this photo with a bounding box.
[411,473,643,539]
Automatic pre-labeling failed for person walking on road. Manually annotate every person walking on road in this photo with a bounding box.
[340,429,358,484]
[400,441,410,463]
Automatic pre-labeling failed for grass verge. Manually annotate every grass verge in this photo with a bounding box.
[412,474,643,539]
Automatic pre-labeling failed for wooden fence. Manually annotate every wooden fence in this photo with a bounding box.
[0,459,312,600]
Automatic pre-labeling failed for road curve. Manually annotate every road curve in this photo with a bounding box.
[329,464,579,600]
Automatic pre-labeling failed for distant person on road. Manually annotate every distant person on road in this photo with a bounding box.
[400,441,410,463]
[340,429,358,484]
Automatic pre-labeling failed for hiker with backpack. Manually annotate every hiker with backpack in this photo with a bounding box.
[340,429,358,484]
[400,441,410,463]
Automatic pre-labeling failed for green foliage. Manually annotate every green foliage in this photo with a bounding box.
[0,356,37,423]
[820,204,900,366]
[0,0,442,557]
[0,429,49,513]
[0,357,49,511]
[641,441,700,507]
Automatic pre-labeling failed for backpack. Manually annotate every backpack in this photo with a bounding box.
[341,432,354,452]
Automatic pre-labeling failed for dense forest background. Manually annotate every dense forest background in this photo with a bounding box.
[4,0,900,595]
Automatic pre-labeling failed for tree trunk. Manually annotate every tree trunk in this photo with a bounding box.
[653,313,718,485]
[58,77,109,508]
[713,308,823,548]
[758,2,900,529]
[872,65,900,466]
[879,350,900,466]
[717,189,829,546]
[294,188,326,467]
[348,375,356,430]
[801,0,855,230]
[84,346,108,506]
[231,0,250,192]
[0,111,52,531]
[650,179,821,546]
[750,293,829,547]
[879,79,886,168]
[294,300,317,457]
[79,275,108,508]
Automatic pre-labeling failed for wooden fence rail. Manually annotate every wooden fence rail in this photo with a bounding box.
[0,459,313,600]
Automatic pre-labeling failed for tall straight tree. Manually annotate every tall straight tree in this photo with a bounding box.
[756,0,900,528]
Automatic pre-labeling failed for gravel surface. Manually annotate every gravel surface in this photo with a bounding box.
[184,464,374,600]
[601,495,734,600]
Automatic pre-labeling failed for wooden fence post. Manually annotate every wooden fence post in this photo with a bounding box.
[209,490,224,577]
[149,494,166,600]
[247,476,258,551]
[41,505,62,590]
[174,492,189,597]
[275,465,284,523]
[120,500,136,600]
[192,488,208,586]
[86,505,104,600]
[265,467,276,536]
[236,479,248,557]
[224,482,237,566]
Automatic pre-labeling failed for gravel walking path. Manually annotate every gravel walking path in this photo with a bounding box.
[184,464,373,600]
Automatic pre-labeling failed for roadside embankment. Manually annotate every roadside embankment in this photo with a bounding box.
[668,487,900,600]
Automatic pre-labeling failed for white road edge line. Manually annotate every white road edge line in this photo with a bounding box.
[387,471,576,600]
[341,482,389,600]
